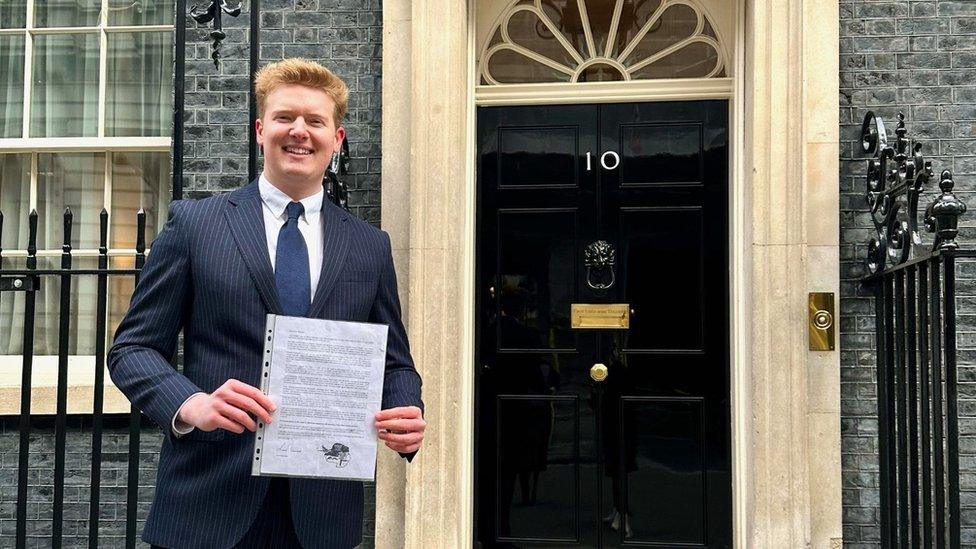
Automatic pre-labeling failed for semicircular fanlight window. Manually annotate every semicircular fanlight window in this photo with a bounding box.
[479,0,727,85]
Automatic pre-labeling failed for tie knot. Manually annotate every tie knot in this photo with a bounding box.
[285,201,304,221]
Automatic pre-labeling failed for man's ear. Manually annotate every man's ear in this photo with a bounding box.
[255,118,265,149]
[334,126,346,154]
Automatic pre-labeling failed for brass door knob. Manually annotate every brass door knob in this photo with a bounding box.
[590,363,608,382]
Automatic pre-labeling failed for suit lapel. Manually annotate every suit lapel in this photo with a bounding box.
[224,181,282,314]
[309,200,350,317]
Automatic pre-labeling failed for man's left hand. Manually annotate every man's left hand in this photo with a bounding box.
[375,406,425,454]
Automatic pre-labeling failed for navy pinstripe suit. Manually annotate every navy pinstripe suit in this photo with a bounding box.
[108,181,423,549]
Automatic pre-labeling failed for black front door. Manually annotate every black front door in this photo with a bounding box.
[475,101,731,548]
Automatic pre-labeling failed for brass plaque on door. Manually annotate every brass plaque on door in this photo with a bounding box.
[571,304,630,329]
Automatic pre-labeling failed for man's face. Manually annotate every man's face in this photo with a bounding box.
[256,84,345,190]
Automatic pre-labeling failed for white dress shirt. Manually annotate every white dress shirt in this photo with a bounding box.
[172,174,326,435]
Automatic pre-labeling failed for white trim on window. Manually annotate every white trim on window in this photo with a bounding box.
[20,4,34,138]
[0,137,171,152]
[97,0,108,139]
[0,24,173,35]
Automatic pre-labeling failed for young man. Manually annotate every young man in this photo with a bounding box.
[109,58,424,549]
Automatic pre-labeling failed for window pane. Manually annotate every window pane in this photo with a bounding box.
[111,152,166,248]
[487,49,573,84]
[0,1,27,29]
[0,154,30,250]
[108,0,175,26]
[0,256,27,354]
[31,34,99,137]
[36,153,106,250]
[0,35,25,137]
[0,256,101,355]
[34,0,101,28]
[106,32,174,137]
[109,256,135,344]
[630,42,720,80]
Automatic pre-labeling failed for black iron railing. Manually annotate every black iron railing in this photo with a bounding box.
[860,111,966,548]
[1,209,146,549]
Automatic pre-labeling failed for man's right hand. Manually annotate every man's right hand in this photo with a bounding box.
[177,379,276,433]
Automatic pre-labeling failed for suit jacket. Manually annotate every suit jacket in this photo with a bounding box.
[108,181,423,549]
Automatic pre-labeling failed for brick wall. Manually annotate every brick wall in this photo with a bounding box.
[0,0,384,546]
[0,417,163,548]
[840,1,976,546]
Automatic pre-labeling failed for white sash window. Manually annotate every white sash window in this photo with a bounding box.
[0,1,174,410]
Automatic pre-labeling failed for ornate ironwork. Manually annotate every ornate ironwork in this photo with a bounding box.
[324,139,351,212]
[862,112,966,274]
[189,0,242,68]
[584,240,615,290]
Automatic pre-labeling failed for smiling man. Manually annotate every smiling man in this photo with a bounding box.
[108,59,425,549]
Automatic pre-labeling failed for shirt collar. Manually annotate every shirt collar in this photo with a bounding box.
[258,174,324,221]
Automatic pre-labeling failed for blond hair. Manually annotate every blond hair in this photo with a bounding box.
[254,58,349,123]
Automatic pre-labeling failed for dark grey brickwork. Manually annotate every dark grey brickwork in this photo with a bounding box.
[0,0,382,547]
[181,0,383,226]
[0,417,163,548]
[841,1,976,546]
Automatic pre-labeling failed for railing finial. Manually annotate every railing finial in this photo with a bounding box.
[925,170,967,250]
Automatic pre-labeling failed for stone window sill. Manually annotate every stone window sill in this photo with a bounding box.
[0,355,131,415]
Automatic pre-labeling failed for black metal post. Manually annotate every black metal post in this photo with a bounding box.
[125,211,147,549]
[875,279,893,548]
[88,209,110,548]
[173,0,187,201]
[249,0,260,181]
[919,260,933,549]
[885,275,899,545]
[15,211,38,549]
[906,266,920,547]
[930,262,946,548]
[52,208,73,548]
[942,254,961,549]
[894,271,908,546]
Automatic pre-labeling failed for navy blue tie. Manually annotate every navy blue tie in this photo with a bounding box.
[275,201,311,317]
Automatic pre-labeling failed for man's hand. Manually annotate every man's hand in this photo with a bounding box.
[374,406,425,454]
[177,379,276,434]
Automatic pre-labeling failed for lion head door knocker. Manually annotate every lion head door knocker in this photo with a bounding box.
[584,240,616,290]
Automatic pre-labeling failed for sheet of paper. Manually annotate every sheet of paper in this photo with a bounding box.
[252,314,388,481]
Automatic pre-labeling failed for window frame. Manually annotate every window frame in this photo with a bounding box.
[0,0,175,141]
[0,0,175,415]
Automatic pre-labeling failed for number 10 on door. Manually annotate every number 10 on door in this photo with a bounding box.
[586,151,620,171]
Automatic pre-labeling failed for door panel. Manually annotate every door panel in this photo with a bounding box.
[620,397,706,545]
[476,101,730,548]
[618,123,703,186]
[498,126,581,188]
[617,207,704,351]
[496,209,579,351]
[496,395,581,542]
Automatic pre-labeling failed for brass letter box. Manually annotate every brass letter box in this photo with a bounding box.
[571,304,630,329]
